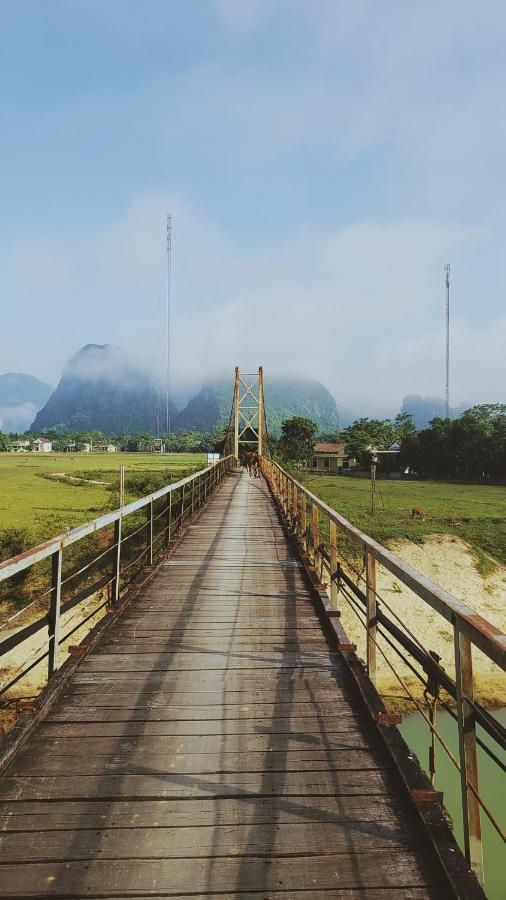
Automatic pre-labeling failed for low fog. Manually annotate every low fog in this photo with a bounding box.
[3,195,504,419]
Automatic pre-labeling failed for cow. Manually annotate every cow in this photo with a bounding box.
[242,450,260,478]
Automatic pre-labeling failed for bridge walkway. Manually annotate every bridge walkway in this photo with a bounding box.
[0,470,453,897]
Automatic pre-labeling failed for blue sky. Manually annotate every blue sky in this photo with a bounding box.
[1,0,505,416]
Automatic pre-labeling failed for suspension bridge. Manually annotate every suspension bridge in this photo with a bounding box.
[0,369,504,898]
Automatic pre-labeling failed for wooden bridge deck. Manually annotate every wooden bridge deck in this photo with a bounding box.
[0,470,454,897]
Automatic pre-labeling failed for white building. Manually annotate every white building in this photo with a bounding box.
[32,438,52,452]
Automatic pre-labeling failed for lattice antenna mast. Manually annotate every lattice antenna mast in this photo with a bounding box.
[445,263,450,420]
[166,214,172,437]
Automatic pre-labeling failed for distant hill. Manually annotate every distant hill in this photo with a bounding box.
[401,394,469,429]
[177,376,339,436]
[0,373,52,433]
[30,345,339,436]
[31,344,178,435]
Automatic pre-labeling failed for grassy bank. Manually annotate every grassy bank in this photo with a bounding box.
[300,473,506,574]
[0,452,206,547]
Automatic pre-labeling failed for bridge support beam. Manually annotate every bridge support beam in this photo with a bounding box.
[230,367,267,461]
[454,627,484,886]
[366,552,377,684]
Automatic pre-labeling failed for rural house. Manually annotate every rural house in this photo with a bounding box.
[311,442,355,473]
[32,438,52,452]
[11,439,31,452]
[95,442,118,453]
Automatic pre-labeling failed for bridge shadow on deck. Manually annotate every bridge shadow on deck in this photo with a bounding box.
[0,469,450,897]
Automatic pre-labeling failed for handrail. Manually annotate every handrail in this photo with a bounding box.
[0,455,235,698]
[263,461,505,670]
[261,456,505,889]
[0,457,234,583]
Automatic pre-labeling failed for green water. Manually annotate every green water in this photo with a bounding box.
[399,709,506,899]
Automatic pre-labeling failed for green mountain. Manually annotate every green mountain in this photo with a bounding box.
[0,373,52,433]
[30,345,339,437]
[177,376,339,435]
[31,344,177,435]
[401,394,469,429]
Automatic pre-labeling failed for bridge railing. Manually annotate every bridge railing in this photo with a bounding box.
[0,455,235,713]
[261,456,505,888]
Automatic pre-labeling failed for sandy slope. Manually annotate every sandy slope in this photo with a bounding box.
[337,534,506,708]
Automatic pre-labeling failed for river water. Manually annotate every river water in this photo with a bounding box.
[399,708,505,900]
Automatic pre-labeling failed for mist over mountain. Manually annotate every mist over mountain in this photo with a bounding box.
[31,344,178,435]
[177,377,339,436]
[30,345,340,436]
[0,373,52,433]
[401,394,469,428]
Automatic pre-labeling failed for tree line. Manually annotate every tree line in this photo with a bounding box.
[0,428,227,453]
[273,404,506,480]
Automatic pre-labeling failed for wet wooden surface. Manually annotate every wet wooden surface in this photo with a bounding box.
[0,470,451,897]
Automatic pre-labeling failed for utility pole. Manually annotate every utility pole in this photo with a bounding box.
[370,454,377,515]
[166,214,172,440]
[445,263,450,420]
[119,465,125,508]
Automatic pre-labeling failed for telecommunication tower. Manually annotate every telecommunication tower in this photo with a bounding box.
[166,214,172,437]
[445,264,450,419]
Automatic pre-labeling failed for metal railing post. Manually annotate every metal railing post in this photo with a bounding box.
[166,490,172,547]
[329,520,338,609]
[454,627,484,885]
[312,502,319,566]
[47,547,62,678]
[111,517,122,606]
[366,552,377,684]
[148,499,154,566]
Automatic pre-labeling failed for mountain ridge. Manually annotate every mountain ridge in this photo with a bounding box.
[30,345,340,436]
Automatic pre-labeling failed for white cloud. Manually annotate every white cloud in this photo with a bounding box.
[5,193,501,416]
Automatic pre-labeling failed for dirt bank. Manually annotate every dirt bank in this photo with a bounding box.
[336,534,506,709]
[0,595,107,734]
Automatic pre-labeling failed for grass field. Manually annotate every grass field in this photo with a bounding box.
[0,452,206,549]
[301,473,506,573]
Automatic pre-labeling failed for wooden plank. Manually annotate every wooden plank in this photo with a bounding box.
[0,819,422,862]
[28,731,378,756]
[0,795,409,832]
[99,638,333,651]
[0,852,445,895]
[63,673,349,695]
[58,684,350,702]
[36,716,367,738]
[0,769,399,802]
[46,702,358,722]
[9,748,388,777]
[80,651,342,672]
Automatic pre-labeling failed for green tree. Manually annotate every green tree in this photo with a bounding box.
[277,416,317,463]
[0,432,12,452]
[342,418,396,468]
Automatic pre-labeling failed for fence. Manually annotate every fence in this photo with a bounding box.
[0,456,234,707]
[261,456,505,888]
